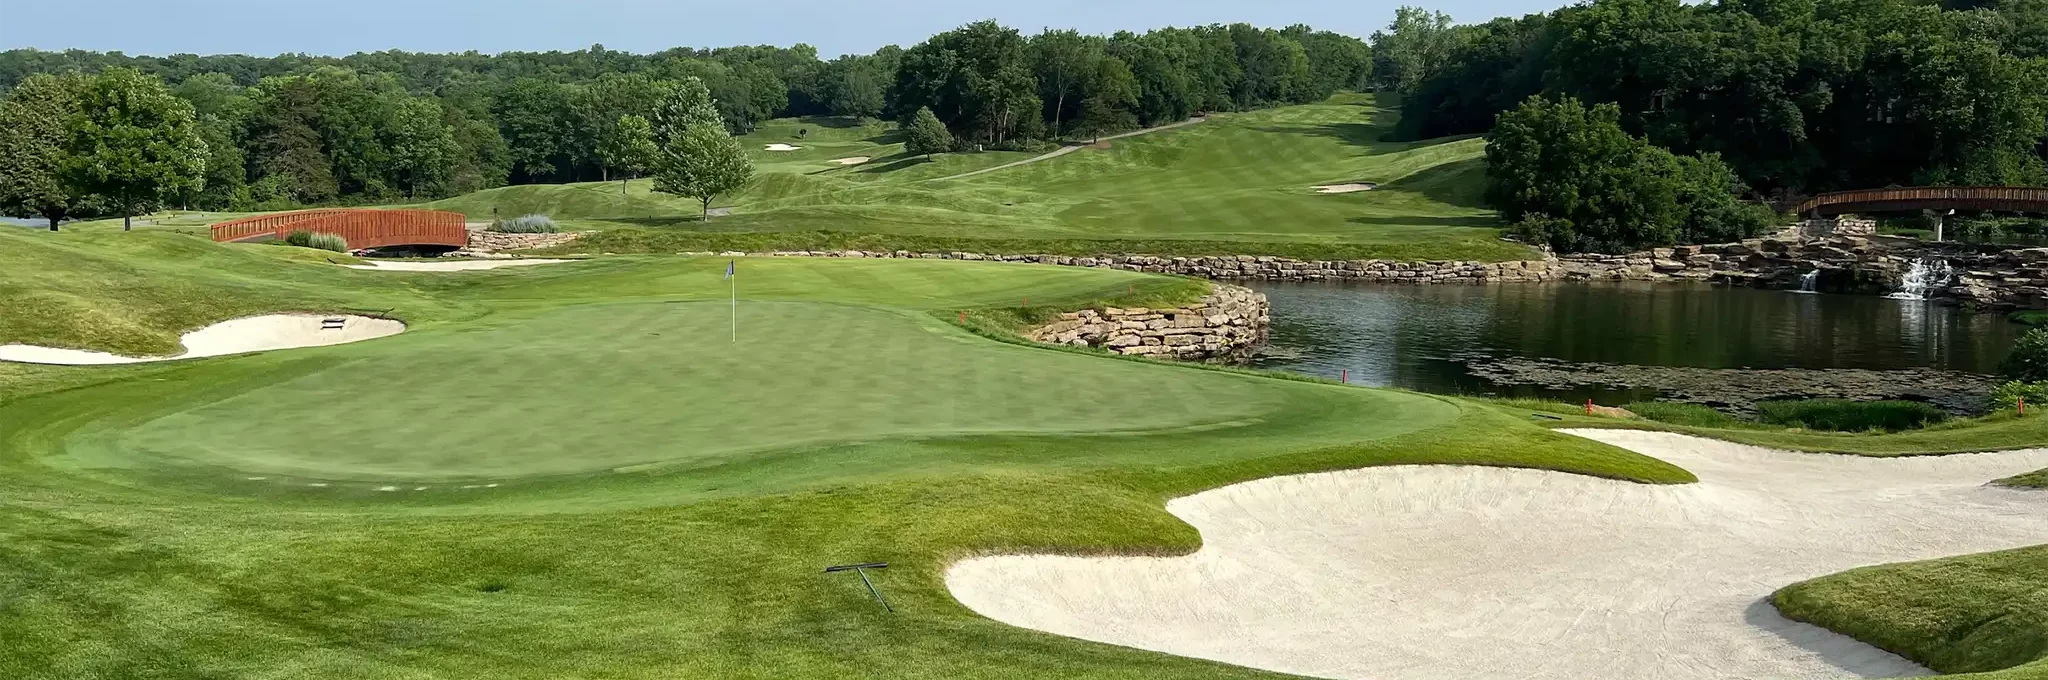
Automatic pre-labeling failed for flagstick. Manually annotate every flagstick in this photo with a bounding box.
[730,267,738,343]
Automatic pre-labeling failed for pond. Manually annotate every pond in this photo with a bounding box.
[1248,280,2026,408]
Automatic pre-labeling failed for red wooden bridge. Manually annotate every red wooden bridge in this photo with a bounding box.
[1792,186,2048,216]
[210,209,469,250]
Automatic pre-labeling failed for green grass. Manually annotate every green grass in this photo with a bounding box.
[424,93,1532,262]
[1775,546,2048,679]
[0,229,1694,678]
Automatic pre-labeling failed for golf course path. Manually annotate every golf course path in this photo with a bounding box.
[947,429,2048,680]
[929,116,1208,182]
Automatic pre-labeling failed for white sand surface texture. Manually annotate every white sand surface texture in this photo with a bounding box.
[344,259,570,271]
[764,143,802,151]
[0,314,404,365]
[1313,183,1378,194]
[831,156,871,165]
[947,429,2048,680]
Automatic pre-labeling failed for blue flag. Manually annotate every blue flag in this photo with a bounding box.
[724,260,735,280]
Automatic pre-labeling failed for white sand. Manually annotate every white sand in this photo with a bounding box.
[344,259,571,271]
[947,429,2048,680]
[1312,183,1378,194]
[831,156,871,165]
[0,314,405,365]
[764,143,803,151]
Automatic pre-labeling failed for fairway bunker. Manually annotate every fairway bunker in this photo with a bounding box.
[345,259,572,271]
[1311,182,1378,194]
[946,430,2048,680]
[830,156,870,165]
[0,314,405,365]
[764,143,802,151]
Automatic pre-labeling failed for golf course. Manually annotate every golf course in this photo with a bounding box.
[8,8,2048,678]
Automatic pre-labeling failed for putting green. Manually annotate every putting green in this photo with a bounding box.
[77,301,1301,481]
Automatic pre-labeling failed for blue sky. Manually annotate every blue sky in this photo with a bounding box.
[0,0,1556,58]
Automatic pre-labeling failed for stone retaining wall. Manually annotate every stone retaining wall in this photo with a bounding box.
[1025,284,1269,362]
[728,249,1557,283]
[459,230,585,256]
[1549,236,2048,308]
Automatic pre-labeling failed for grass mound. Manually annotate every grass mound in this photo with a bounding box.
[490,214,559,233]
[1756,399,1948,432]
[284,230,348,252]
[1775,546,2048,679]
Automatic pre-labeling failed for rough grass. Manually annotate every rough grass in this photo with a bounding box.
[0,230,1694,679]
[427,93,1533,263]
[1755,398,1948,432]
[1774,546,2048,679]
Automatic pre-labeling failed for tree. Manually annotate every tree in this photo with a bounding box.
[0,73,90,230]
[904,106,953,157]
[598,114,657,195]
[385,96,460,198]
[1075,56,1139,141]
[1032,29,1100,136]
[59,68,208,230]
[1371,7,1461,93]
[650,78,752,221]
[2003,328,2048,381]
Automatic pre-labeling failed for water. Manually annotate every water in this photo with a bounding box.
[1885,258,1954,300]
[1250,280,2023,402]
[1796,269,1820,294]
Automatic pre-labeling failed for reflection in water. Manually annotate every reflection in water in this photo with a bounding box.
[1250,280,2023,401]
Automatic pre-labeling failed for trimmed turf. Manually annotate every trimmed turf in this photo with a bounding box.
[1774,546,2048,679]
[424,93,1532,262]
[0,230,1696,679]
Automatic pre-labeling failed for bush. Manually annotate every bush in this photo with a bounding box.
[491,214,559,233]
[1756,399,1948,432]
[2001,328,2048,381]
[1989,380,2048,411]
[284,230,348,253]
[1624,402,1750,428]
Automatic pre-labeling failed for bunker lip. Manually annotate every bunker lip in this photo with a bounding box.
[0,314,406,365]
[764,143,802,151]
[1312,182,1378,194]
[344,259,571,271]
[831,156,871,165]
[945,429,2048,680]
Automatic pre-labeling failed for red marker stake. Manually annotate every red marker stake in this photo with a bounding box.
[1586,399,1594,416]
[1341,369,1348,384]
[958,310,965,324]
[2022,397,2027,416]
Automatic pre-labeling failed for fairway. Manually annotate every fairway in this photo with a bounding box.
[425,94,1527,261]
[93,301,1294,480]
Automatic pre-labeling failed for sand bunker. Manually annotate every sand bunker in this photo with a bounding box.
[1312,183,1377,194]
[344,259,571,271]
[0,314,405,365]
[764,143,803,152]
[831,156,870,165]
[948,429,2048,680]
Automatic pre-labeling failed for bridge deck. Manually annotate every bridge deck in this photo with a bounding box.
[1793,186,2048,216]
[211,209,468,250]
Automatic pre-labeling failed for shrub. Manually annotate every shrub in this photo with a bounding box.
[1756,399,1948,432]
[1989,380,2048,411]
[284,230,348,252]
[2001,328,2048,381]
[1624,402,1750,428]
[491,214,559,233]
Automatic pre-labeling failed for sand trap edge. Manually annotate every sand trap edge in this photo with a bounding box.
[0,314,406,365]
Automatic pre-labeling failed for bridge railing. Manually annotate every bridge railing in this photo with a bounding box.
[1792,186,2048,216]
[210,209,468,249]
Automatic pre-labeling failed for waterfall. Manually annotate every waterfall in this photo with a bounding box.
[1794,268,1820,294]
[1885,258,1954,301]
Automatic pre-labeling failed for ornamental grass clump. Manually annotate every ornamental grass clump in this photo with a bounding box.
[1756,399,1947,432]
[284,230,348,253]
[491,214,559,233]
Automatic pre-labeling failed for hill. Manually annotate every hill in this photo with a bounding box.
[426,93,1527,262]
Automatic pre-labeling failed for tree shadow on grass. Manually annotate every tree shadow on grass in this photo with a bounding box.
[855,154,934,175]
[1379,157,1491,209]
[1345,215,1500,228]
[1248,123,1396,149]
[797,115,865,129]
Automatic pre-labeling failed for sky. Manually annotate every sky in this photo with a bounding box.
[0,0,1557,58]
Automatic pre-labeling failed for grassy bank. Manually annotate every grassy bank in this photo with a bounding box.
[1774,547,2048,679]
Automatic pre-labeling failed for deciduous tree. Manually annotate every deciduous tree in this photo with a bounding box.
[59,68,208,230]
[904,106,953,157]
[0,73,89,230]
[650,78,752,221]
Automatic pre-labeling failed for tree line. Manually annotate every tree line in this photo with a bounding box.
[0,21,1369,217]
